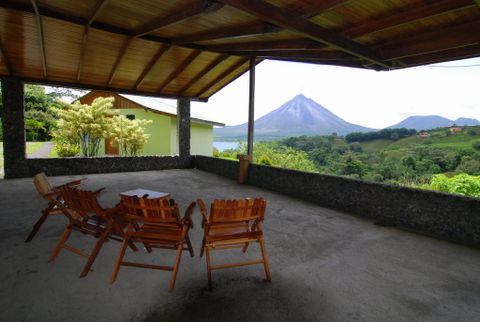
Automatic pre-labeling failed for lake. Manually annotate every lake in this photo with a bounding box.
[214,141,239,151]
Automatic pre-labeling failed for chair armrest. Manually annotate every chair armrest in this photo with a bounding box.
[53,178,85,190]
[196,198,209,228]
[181,202,196,229]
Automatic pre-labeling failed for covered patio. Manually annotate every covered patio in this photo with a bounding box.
[1,169,480,321]
[2,1,480,321]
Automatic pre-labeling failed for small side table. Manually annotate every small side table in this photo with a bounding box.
[119,188,170,200]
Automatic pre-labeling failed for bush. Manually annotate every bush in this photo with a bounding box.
[54,142,80,157]
[258,155,273,165]
[473,141,480,151]
[426,173,480,197]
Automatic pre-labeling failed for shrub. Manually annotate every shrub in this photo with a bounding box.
[54,141,80,157]
[473,141,480,151]
[426,173,480,197]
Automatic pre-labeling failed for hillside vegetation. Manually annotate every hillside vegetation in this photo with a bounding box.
[215,126,480,197]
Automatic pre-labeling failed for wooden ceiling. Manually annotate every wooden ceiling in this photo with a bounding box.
[0,0,479,101]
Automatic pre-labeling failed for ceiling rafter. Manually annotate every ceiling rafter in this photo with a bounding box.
[173,22,280,45]
[0,39,13,75]
[342,0,476,39]
[107,37,134,85]
[227,50,354,60]
[203,39,326,52]
[133,0,224,38]
[31,0,47,78]
[157,49,202,92]
[377,20,480,61]
[179,54,228,94]
[399,45,480,68]
[218,0,390,69]
[195,57,249,97]
[77,0,110,81]
[267,57,365,68]
[134,45,171,90]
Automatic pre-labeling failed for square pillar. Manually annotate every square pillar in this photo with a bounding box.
[1,77,27,178]
[177,97,190,158]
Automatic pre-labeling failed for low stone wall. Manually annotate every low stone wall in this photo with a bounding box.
[195,156,480,247]
[27,156,193,177]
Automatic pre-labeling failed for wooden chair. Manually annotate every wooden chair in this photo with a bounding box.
[26,172,83,242]
[197,197,271,290]
[110,195,195,292]
[49,184,135,278]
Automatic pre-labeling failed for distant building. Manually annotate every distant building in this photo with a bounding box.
[418,132,430,138]
[79,91,224,156]
[449,127,462,133]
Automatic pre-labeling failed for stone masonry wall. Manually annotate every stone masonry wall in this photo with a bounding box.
[194,156,480,247]
[27,156,193,177]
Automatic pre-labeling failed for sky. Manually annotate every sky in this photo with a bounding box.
[188,57,480,129]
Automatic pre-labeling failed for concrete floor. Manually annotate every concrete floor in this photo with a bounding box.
[1,169,480,322]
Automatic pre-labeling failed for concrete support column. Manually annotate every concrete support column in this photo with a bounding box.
[177,97,191,158]
[1,77,27,178]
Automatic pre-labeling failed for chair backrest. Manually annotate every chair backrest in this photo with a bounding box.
[33,172,53,197]
[120,195,180,224]
[59,185,106,219]
[210,198,266,223]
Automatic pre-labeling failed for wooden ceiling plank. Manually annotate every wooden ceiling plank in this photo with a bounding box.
[77,0,110,81]
[107,37,134,85]
[134,45,171,90]
[218,0,390,69]
[133,1,224,38]
[173,23,280,45]
[343,0,475,39]
[399,45,480,68]
[0,38,13,76]
[31,0,47,78]
[203,39,326,52]
[195,57,249,97]
[157,49,202,92]
[179,54,228,94]
[378,20,480,61]
[288,0,349,18]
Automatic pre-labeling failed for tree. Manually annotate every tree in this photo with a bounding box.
[109,115,151,156]
[56,97,116,157]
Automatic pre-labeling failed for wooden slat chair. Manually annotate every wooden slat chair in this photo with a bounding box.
[197,197,271,290]
[26,172,83,242]
[111,196,196,292]
[49,184,135,278]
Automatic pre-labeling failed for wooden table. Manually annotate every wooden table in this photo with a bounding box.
[119,188,169,199]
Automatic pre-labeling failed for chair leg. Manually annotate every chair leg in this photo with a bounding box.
[79,228,110,278]
[205,246,213,291]
[259,238,272,282]
[185,235,194,257]
[48,225,73,262]
[200,237,206,258]
[242,242,250,253]
[169,242,184,292]
[110,236,130,283]
[25,206,53,242]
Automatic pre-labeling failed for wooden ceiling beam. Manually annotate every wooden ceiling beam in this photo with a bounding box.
[195,57,249,97]
[134,45,171,90]
[31,0,47,78]
[399,45,480,68]
[218,0,390,69]
[378,20,480,61]
[179,54,228,94]
[157,49,202,92]
[0,39,13,76]
[267,57,365,68]
[227,50,355,60]
[342,0,475,39]
[173,23,280,45]
[203,39,326,52]
[77,0,110,81]
[107,37,134,85]
[133,1,224,38]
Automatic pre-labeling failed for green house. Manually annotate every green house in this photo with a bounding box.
[79,91,224,156]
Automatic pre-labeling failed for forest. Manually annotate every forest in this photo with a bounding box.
[215,127,480,197]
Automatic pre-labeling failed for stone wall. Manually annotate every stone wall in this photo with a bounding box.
[194,156,480,246]
[27,156,193,177]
